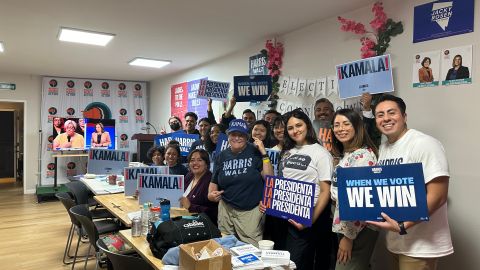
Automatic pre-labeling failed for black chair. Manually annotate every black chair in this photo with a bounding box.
[65,181,114,219]
[96,239,155,270]
[70,204,120,270]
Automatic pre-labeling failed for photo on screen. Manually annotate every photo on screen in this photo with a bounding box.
[85,119,116,150]
[52,117,86,151]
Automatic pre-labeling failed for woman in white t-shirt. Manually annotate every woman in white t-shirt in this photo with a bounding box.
[331,109,379,270]
[279,108,333,270]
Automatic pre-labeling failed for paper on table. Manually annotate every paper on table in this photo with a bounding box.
[127,210,141,221]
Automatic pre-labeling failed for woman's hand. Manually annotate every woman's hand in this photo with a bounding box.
[179,197,190,209]
[366,212,401,233]
[253,137,266,154]
[337,236,353,265]
[288,219,305,231]
[259,201,267,213]
[208,190,224,202]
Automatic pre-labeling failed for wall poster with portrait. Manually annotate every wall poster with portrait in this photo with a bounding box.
[412,50,441,88]
[441,45,473,86]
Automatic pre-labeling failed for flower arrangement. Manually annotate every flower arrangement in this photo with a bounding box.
[260,39,283,108]
[338,2,403,58]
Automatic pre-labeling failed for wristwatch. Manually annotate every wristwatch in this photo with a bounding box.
[398,222,407,235]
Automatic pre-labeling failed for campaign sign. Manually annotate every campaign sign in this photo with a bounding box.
[214,133,229,154]
[197,79,230,101]
[413,0,474,43]
[337,163,429,221]
[138,174,184,207]
[87,149,129,175]
[266,149,280,176]
[336,55,394,99]
[187,78,208,119]
[154,133,199,156]
[249,53,268,75]
[233,75,272,102]
[263,175,315,227]
[123,166,169,196]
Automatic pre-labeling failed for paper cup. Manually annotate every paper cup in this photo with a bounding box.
[258,240,274,250]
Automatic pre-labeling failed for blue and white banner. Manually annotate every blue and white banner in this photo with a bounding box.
[249,53,268,75]
[337,163,429,221]
[123,166,169,196]
[154,132,200,156]
[263,175,315,227]
[197,79,230,101]
[214,133,229,154]
[413,0,474,43]
[233,75,272,102]
[336,55,394,99]
[138,174,184,207]
[87,149,129,175]
[266,149,280,176]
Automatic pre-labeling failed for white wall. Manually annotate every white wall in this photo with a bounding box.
[150,0,479,269]
[0,73,42,194]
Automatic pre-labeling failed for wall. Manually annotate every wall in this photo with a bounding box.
[0,73,42,194]
[149,0,479,269]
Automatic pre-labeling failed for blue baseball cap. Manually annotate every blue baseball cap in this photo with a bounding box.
[227,119,249,135]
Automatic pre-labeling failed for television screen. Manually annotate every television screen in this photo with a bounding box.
[52,117,86,151]
[84,119,116,150]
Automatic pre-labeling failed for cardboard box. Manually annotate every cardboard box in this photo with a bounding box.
[179,239,232,270]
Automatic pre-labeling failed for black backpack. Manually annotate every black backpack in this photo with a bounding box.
[146,213,221,258]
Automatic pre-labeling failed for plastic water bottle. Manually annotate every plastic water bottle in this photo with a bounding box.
[141,203,150,235]
[149,206,161,231]
[160,199,171,221]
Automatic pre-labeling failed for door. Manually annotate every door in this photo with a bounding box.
[0,111,14,178]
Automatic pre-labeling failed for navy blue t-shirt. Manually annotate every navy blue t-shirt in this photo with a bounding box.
[211,143,263,210]
[169,163,189,177]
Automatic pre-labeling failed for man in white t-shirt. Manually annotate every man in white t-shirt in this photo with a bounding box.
[367,94,453,270]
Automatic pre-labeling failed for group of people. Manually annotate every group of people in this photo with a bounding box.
[146,93,452,270]
[52,117,111,149]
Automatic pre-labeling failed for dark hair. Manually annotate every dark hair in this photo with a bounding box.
[282,109,318,154]
[373,94,407,115]
[264,109,281,118]
[331,109,378,158]
[184,112,198,121]
[165,140,182,165]
[314,98,334,111]
[147,145,165,160]
[204,124,226,153]
[187,149,210,171]
[198,117,212,125]
[169,116,182,124]
[242,109,256,117]
[421,57,431,67]
[249,120,273,148]
[272,115,285,129]
[95,122,105,133]
[452,54,463,67]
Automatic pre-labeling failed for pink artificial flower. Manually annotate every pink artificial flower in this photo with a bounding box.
[361,50,377,59]
[370,2,387,31]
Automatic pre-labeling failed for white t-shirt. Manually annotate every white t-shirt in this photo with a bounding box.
[280,143,333,204]
[378,129,453,258]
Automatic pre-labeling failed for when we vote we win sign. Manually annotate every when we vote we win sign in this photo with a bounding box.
[336,163,429,221]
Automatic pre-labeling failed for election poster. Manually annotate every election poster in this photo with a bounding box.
[123,166,169,196]
[312,120,333,152]
[413,0,474,43]
[214,133,229,154]
[336,55,394,99]
[170,82,188,120]
[266,149,280,176]
[249,53,268,75]
[87,149,129,175]
[197,79,230,101]
[233,75,272,102]
[187,78,208,120]
[138,174,184,207]
[336,163,429,221]
[441,45,473,86]
[412,50,441,88]
[263,175,315,227]
[154,132,200,156]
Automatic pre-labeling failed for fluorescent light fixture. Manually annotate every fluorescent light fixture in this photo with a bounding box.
[0,42,4,52]
[58,27,115,46]
[128,58,171,69]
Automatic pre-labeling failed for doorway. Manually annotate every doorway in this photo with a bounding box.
[0,101,24,185]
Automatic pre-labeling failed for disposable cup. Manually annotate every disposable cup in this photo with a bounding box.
[258,240,274,250]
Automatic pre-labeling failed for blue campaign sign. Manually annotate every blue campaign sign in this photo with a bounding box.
[336,163,429,221]
[336,55,394,99]
[249,53,268,75]
[266,148,280,176]
[123,166,169,196]
[233,75,272,102]
[263,175,315,227]
[413,0,474,43]
[138,174,184,207]
[187,78,208,120]
[214,133,229,154]
[154,133,199,156]
[197,79,230,101]
[87,149,129,175]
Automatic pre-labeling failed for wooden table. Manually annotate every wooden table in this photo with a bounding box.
[119,229,164,270]
[94,193,191,227]
[81,176,124,195]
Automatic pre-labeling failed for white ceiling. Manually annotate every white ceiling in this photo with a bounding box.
[0,0,373,81]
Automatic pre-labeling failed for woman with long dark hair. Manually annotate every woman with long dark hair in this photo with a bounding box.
[249,120,273,148]
[330,109,378,270]
[165,141,188,176]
